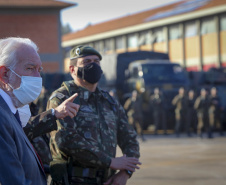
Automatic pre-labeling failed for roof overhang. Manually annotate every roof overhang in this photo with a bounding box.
[62,4,226,48]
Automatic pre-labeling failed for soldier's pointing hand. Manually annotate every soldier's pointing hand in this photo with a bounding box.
[54,93,80,119]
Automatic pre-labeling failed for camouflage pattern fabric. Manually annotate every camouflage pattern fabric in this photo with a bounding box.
[47,80,140,169]
[31,136,52,165]
[23,102,56,165]
[172,94,187,136]
[150,94,167,134]
[208,95,221,127]
[194,96,209,136]
[23,109,57,141]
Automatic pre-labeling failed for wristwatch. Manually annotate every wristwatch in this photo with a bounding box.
[51,108,55,116]
[125,170,133,178]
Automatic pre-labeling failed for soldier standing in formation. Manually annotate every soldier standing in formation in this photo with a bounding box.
[124,90,145,141]
[194,88,209,138]
[185,89,197,136]
[150,88,167,135]
[208,87,224,136]
[47,45,141,185]
[172,87,187,137]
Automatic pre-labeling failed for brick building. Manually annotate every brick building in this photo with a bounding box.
[0,0,75,73]
[62,0,226,72]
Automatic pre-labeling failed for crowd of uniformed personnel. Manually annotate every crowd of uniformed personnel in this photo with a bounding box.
[123,86,225,140]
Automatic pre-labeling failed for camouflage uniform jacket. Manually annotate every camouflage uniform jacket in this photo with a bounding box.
[24,109,57,141]
[194,96,209,113]
[23,102,55,165]
[47,80,140,169]
[172,94,186,113]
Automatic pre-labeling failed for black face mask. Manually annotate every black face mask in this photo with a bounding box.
[77,62,103,84]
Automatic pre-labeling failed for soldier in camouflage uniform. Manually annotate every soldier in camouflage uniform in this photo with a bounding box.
[172,87,187,137]
[124,90,145,141]
[194,88,209,138]
[185,89,197,136]
[47,45,141,185]
[208,87,224,137]
[150,88,167,135]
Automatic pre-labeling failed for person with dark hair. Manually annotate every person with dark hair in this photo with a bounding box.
[150,88,167,135]
[185,89,197,136]
[208,87,224,137]
[124,90,145,141]
[172,87,187,137]
[194,88,209,138]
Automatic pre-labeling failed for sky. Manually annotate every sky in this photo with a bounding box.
[59,0,183,32]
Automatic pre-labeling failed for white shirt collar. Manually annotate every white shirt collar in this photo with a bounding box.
[0,89,17,114]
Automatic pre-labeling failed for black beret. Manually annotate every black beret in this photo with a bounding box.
[70,45,102,60]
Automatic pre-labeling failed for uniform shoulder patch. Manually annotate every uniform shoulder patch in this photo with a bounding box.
[49,92,66,100]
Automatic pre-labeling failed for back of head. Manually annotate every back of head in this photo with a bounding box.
[0,37,38,69]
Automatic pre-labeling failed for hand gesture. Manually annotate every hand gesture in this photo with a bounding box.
[54,93,80,119]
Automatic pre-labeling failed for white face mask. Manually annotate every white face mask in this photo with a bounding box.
[17,104,31,127]
[8,69,42,105]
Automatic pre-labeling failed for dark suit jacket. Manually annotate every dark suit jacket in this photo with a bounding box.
[0,96,47,185]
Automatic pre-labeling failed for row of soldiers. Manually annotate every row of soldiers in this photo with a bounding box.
[171,87,224,138]
[124,86,224,139]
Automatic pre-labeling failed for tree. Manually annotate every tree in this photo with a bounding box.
[61,23,73,35]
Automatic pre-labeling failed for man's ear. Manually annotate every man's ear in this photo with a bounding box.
[0,66,10,84]
[69,66,76,75]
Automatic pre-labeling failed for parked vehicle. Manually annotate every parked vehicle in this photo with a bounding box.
[99,51,189,130]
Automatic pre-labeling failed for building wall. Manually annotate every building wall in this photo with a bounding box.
[220,30,226,66]
[0,9,63,73]
[185,36,201,71]
[169,39,183,65]
[63,13,226,73]
[202,33,219,71]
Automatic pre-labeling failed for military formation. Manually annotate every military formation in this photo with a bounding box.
[123,86,224,140]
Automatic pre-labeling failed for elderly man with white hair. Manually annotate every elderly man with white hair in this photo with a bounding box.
[0,37,80,185]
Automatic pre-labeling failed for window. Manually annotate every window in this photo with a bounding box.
[116,36,125,49]
[128,34,138,48]
[132,67,139,78]
[86,43,94,47]
[169,25,182,40]
[94,42,100,52]
[220,14,226,31]
[153,28,165,43]
[185,21,198,37]
[201,18,216,35]
[104,39,113,51]
[139,31,152,45]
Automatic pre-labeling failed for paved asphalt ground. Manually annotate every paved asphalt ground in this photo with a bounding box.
[116,133,226,185]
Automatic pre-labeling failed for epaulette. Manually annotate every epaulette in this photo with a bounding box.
[49,92,66,100]
[101,89,116,105]
[61,80,76,96]
[61,80,80,104]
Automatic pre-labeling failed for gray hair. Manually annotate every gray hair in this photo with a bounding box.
[0,37,38,69]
